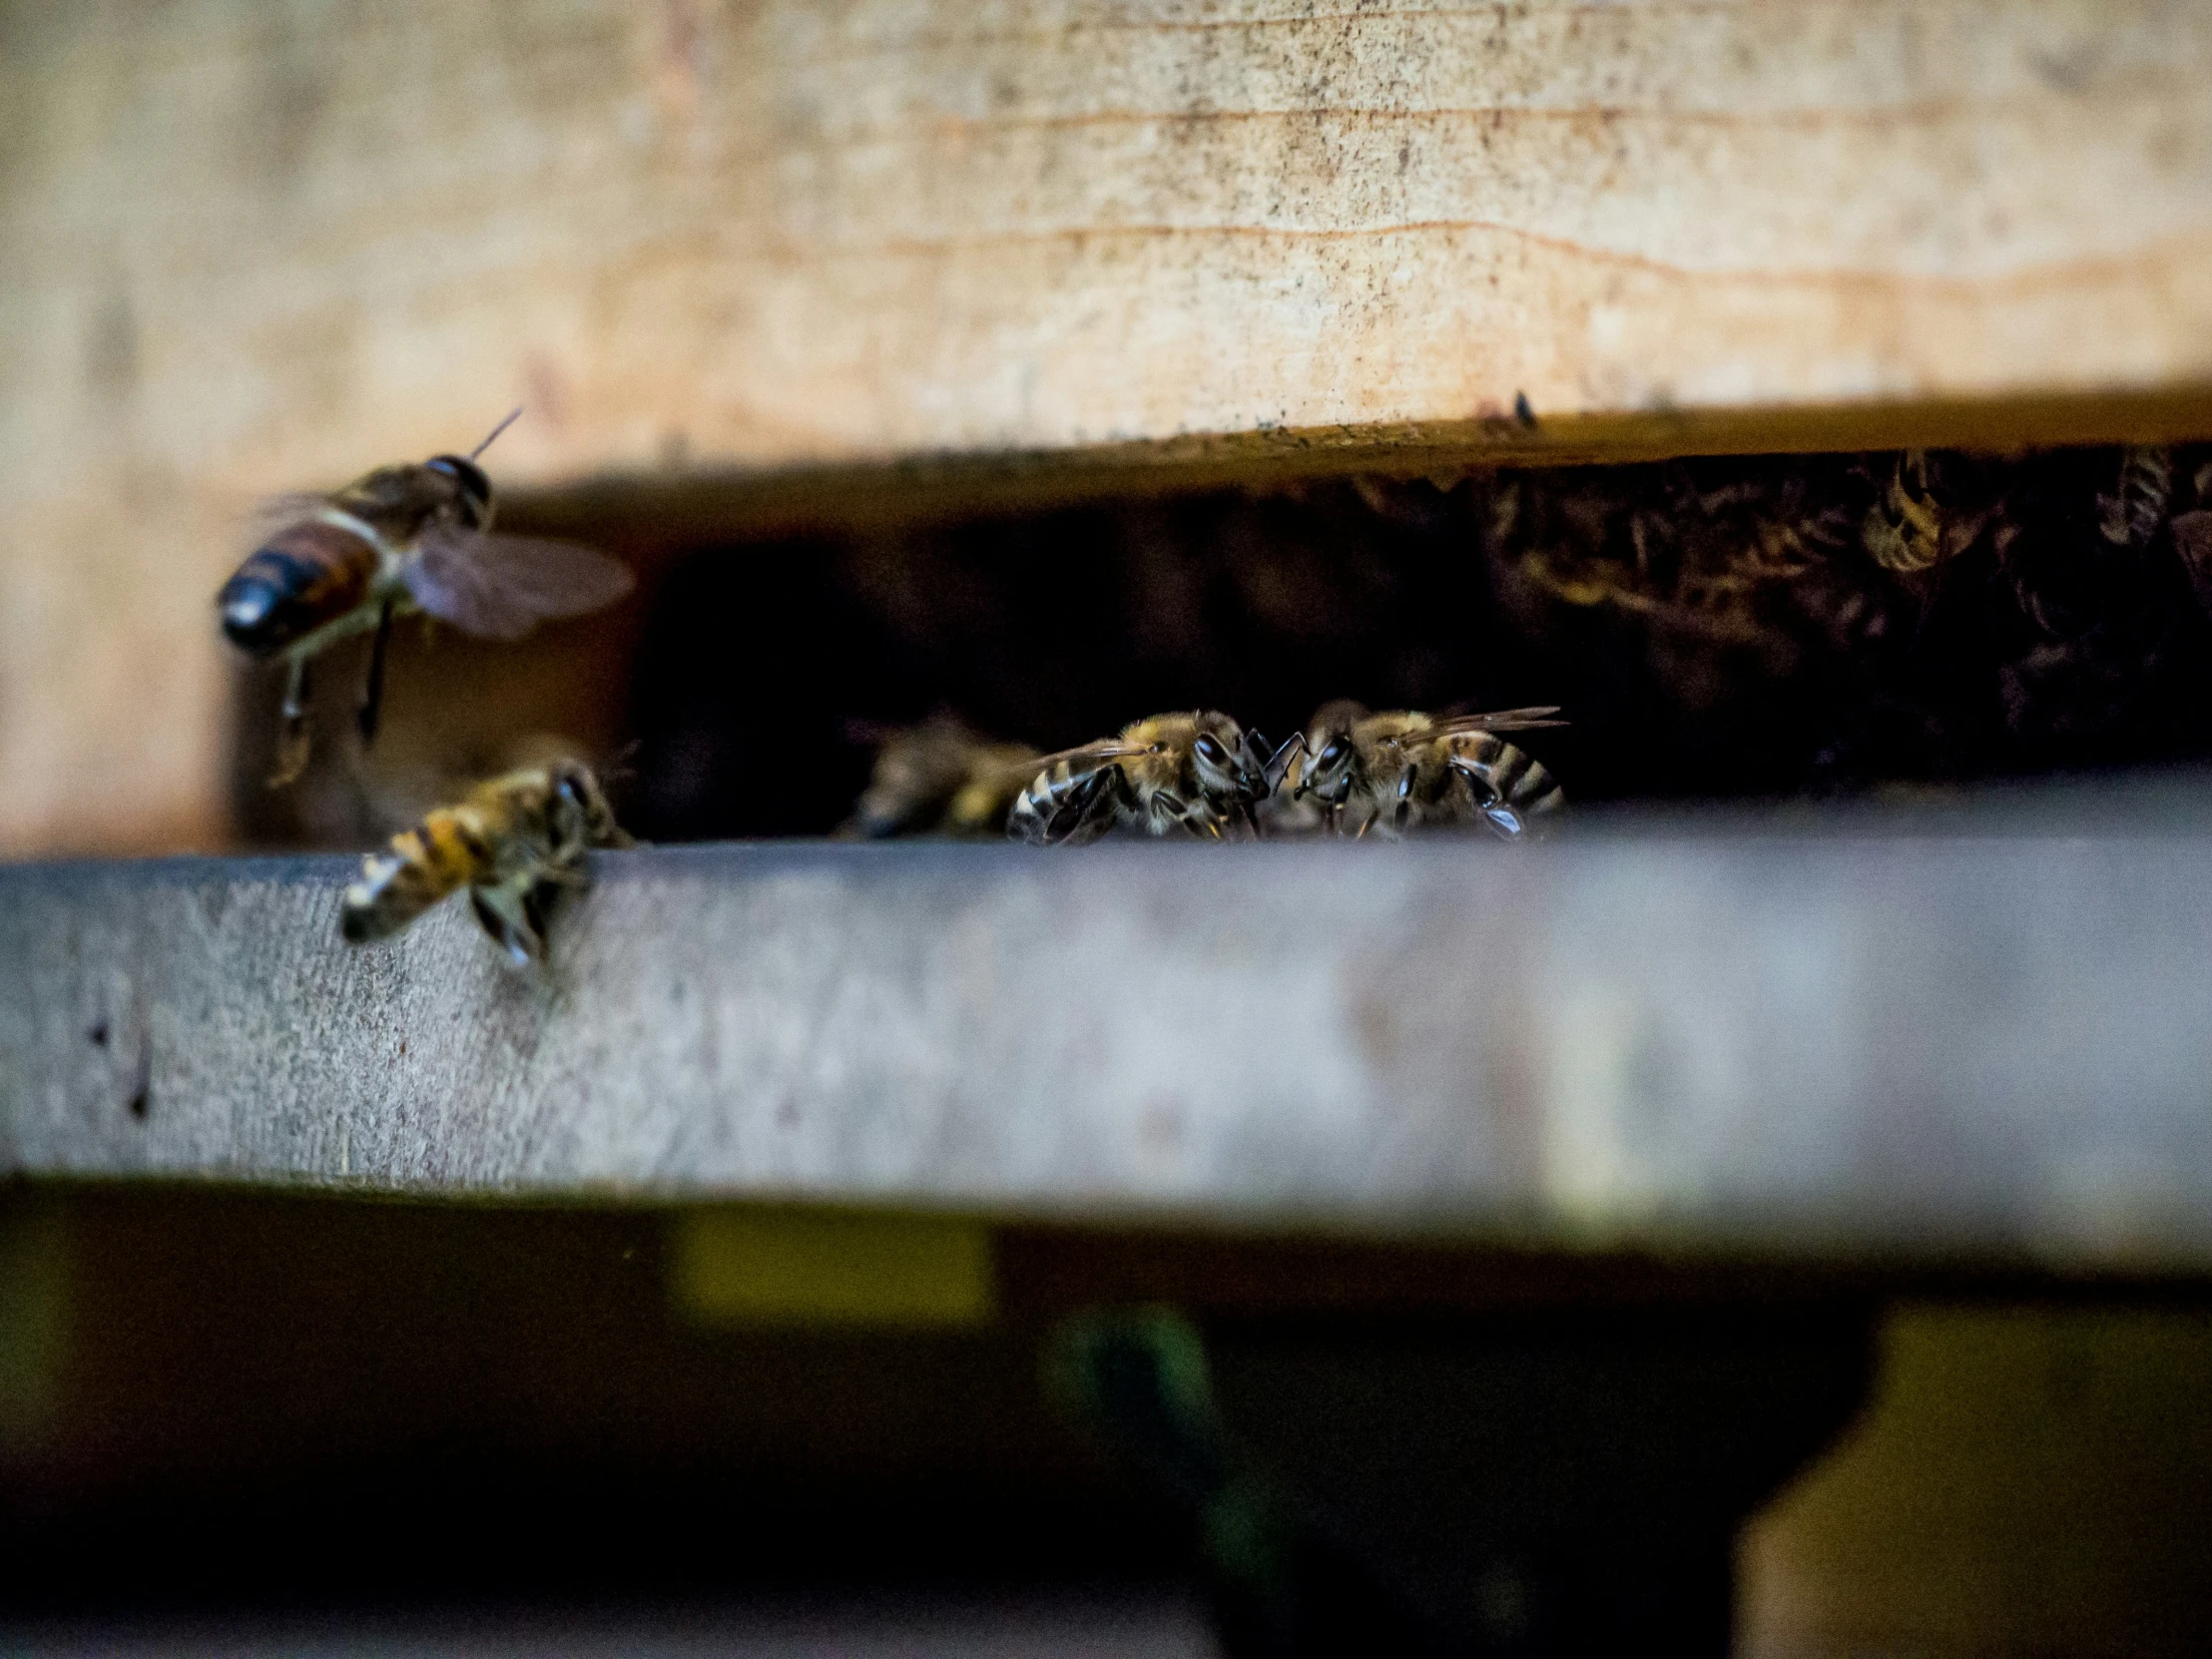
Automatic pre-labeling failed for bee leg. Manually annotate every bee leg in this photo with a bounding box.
[1041,768,1116,845]
[1446,756,1523,840]
[520,878,561,944]
[268,655,314,788]
[1030,770,1098,845]
[1179,798,1222,839]
[469,883,544,967]
[1088,766,1147,842]
[467,890,526,963]
[1077,769,1126,842]
[1156,793,1211,839]
[355,599,395,747]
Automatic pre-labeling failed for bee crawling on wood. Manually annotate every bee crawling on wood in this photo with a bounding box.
[1008,712,1283,845]
[843,717,1041,838]
[219,409,636,787]
[1288,701,1566,839]
[340,759,633,966]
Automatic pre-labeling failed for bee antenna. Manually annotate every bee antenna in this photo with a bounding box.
[597,738,644,789]
[468,406,525,461]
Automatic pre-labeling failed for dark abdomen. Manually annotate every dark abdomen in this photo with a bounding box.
[218,518,377,656]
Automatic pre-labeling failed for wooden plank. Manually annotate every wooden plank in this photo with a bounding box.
[6,0,2212,853]
[8,788,2212,1269]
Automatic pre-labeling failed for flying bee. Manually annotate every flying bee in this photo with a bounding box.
[340,758,632,966]
[219,409,636,786]
[845,717,1041,837]
[1290,701,1566,838]
[1008,711,1279,845]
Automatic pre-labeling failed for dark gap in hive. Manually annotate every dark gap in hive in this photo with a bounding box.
[234,443,2212,846]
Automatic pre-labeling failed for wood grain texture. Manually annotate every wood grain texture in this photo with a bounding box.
[5,0,2212,851]
[7,794,2212,1267]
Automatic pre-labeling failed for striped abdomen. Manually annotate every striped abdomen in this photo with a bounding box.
[218,516,379,656]
[1434,731,1564,834]
[1008,757,1121,845]
[340,807,498,943]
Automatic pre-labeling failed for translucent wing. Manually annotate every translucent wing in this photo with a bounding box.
[1024,741,1149,774]
[1429,706,1567,735]
[243,492,334,542]
[401,528,636,641]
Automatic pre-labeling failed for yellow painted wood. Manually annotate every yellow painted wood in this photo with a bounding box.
[672,1209,996,1329]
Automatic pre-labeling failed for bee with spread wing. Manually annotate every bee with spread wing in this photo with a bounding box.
[218,409,635,785]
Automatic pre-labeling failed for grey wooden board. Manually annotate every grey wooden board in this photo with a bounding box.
[5,792,2212,1268]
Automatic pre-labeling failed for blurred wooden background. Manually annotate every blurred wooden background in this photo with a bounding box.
[5,0,2212,854]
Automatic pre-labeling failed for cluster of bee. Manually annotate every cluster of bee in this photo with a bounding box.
[846,704,1566,844]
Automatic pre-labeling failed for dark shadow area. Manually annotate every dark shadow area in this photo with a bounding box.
[620,445,2212,840]
[237,443,2212,844]
[6,1188,2212,1653]
[2,1463,1188,1624]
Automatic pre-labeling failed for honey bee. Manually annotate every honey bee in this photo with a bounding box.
[1290,701,1565,838]
[1860,449,1999,577]
[340,759,633,965]
[1861,451,1946,574]
[220,409,635,786]
[1008,712,1279,844]
[2098,445,2173,549]
[845,717,1041,837]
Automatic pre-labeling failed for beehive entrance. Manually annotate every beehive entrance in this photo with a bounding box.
[233,443,2212,847]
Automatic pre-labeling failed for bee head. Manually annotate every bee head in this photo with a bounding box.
[550,761,632,849]
[423,454,494,529]
[1296,700,1368,802]
[1188,713,1267,806]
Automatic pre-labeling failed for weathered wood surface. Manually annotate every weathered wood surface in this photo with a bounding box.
[6,1,2212,855]
[8,792,2212,1268]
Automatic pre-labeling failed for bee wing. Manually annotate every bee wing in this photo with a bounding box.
[243,492,334,541]
[1430,707,1567,735]
[1024,741,1149,774]
[401,528,636,641]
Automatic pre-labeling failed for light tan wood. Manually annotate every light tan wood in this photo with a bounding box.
[5,0,2212,851]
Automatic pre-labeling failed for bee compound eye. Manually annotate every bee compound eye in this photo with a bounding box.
[426,454,494,524]
[1195,736,1226,765]
[1320,740,1349,769]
